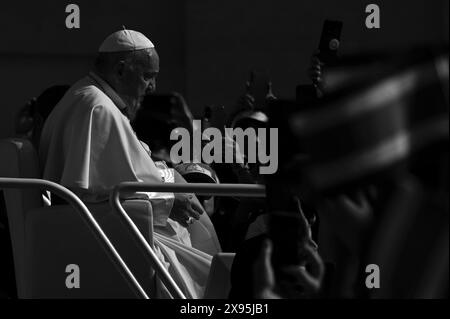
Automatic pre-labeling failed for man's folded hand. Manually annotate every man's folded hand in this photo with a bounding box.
[170,193,205,227]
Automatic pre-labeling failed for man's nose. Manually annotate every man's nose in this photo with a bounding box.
[146,80,156,94]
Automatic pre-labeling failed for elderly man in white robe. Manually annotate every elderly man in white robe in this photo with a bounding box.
[39,29,215,298]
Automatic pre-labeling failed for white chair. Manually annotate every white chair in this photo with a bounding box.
[0,138,155,298]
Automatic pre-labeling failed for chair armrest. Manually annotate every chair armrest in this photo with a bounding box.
[109,182,266,300]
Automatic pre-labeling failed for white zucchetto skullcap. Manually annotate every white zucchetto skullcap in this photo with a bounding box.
[98,28,154,53]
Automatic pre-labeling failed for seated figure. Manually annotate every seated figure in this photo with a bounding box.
[39,29,212,298]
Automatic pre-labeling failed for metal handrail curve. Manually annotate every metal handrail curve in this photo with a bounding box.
[110,182,266,300]
[0,177,149,299]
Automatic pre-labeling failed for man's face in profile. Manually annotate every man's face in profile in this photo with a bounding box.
[117,48,160,120]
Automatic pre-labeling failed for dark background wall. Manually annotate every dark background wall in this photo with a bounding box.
[0,0,448,138]
[0,0,185,138]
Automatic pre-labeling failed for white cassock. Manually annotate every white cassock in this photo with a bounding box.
[39,72,212,298]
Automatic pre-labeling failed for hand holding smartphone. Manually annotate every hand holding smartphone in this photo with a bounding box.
[318,19,343,66]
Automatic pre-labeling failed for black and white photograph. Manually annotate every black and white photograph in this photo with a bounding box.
[0,0,448,309]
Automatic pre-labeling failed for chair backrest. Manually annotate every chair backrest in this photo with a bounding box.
[0,138,155,298]
[0,138,42,297]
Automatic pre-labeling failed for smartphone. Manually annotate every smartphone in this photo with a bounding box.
[318,19,343,66]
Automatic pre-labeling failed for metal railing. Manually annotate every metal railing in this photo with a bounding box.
[0,177,149,299]
[0,177,266,299]
[110,182,266,299]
